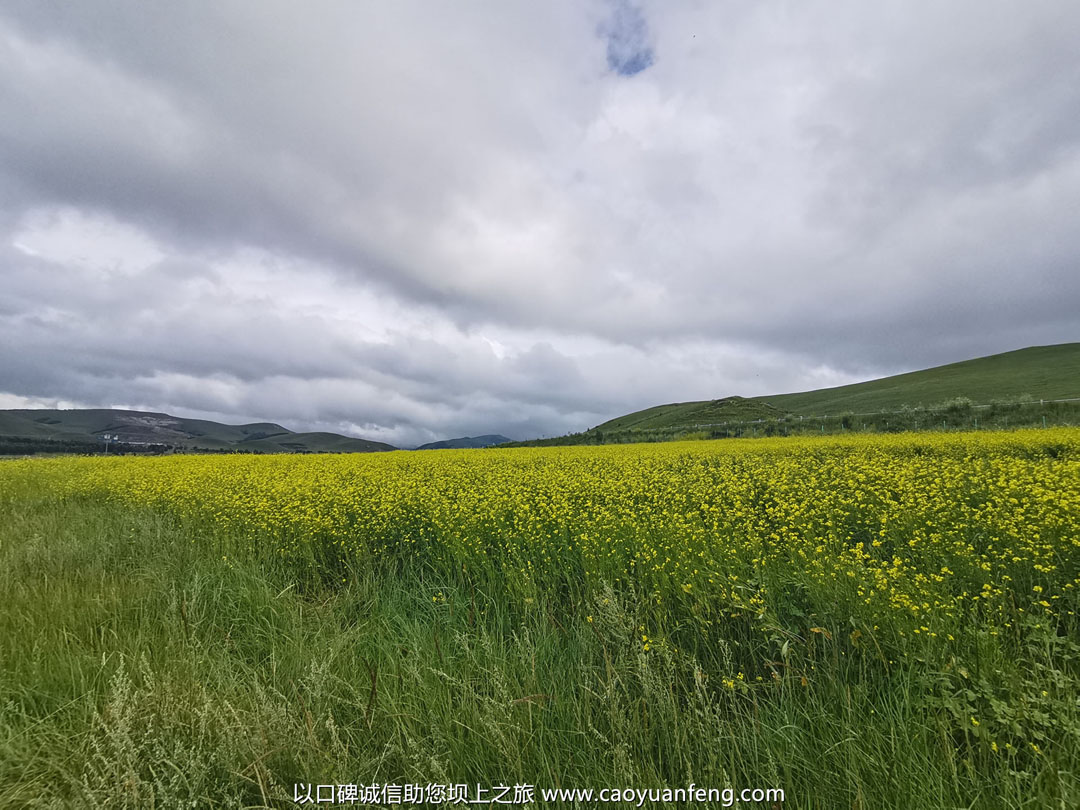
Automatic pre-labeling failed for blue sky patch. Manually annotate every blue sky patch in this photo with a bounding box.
[601,1,655,77]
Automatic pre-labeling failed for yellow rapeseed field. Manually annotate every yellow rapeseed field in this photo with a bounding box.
[2,429,1077,645]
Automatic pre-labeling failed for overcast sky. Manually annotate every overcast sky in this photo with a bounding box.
[1,1,1078,447]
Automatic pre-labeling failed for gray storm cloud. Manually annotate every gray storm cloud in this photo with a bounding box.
[0,1,1077,446]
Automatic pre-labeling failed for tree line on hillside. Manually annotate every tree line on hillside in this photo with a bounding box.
[0,436,375,457]
[0,436,173,456]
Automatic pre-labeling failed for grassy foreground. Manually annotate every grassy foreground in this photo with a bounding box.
[1,431,1079,808]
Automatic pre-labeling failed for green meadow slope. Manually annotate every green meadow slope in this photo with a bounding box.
[596,343,1080,432]
[415,434,512,450]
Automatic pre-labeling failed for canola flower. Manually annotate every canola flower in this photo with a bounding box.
[1,429,1077,645]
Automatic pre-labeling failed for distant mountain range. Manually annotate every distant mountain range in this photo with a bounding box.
[415,434,511,450]
[0,408,396,454]
[0,408,519,455]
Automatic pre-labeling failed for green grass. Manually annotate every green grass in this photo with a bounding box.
[591,343,1080,434]
[1,491,1077,808]
[763,343,1080,415]
[589,397,784,433]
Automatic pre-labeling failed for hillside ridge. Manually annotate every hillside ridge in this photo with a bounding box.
[492,343,1080,447]
[0,408,396,454]
[591,343,1080,434]
[416,434,512,451]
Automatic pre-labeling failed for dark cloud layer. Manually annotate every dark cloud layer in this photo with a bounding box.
[1,1,1077,446]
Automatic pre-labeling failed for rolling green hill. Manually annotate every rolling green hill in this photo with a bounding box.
[0,409,396,454]
[592,343,1080,433]
[415,434,512,450]
[491,343,1080,448]
[239,432,397,454]
[761,343,1080,416]
[592,397,784,432]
